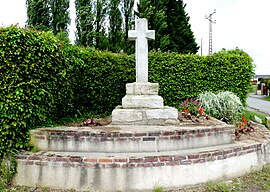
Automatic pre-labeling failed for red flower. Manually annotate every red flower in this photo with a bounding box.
[238,123,243,129]
[184,108,189,114]
[242,116,247,125]
[199,107,203,115]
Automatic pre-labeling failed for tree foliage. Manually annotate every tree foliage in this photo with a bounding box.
[108,0,123,52]
[26,0,51,31]
[138,0,199,54]
[51,0,71,35]
[75,0,95,46]
[26,0,70,36]
[121,0,135,53]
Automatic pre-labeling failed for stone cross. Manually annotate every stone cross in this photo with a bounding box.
[128,18,155,82]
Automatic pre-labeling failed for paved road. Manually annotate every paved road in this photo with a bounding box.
[247,96,270,115]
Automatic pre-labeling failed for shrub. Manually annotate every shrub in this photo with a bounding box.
[198,91,244,123]
[149,50,254,107]
[0,26,72,155]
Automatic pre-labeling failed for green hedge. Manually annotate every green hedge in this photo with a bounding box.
[0,26,72,155]
[148,50,254,107]
[0,26,254,155]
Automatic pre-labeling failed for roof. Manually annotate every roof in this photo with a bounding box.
[254,75,270,79]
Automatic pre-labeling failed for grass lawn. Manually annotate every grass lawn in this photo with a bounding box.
[243,110,267,127]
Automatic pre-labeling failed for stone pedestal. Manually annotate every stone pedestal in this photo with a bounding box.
[111,82,179,125]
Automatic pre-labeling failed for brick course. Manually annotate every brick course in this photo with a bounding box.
[18,143,261,169]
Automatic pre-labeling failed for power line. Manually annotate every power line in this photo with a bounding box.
[205,10,216,55]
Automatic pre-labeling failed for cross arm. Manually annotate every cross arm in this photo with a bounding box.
[146,30,155,40]
[128,30,138,41]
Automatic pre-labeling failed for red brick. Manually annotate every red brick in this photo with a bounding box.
[159,156,172,162]
[174,155,187,161]
[148,132,161,136]
[34,136,46,140]
[162,131,175,136]
[128,138,141,141]
[129,157,144,163]
[25,161,34,165]
[199,153,211,159]
[84,158,98,163]
[223,149,233,155]
[243,146,252,150]
[134,133,147,137]
[144,157,158,162]
[169,136,181,140]
[70,156,82,162]
[188,154,200,159]
[246,149,256,154]
[211,151,223,156]
[114,158,128,162]
[119,133,133,137]
[17,155,28,160]
[28,156,41,161]
[56,157,69,162]
[159,137,170,140]
[35,162,48,166]
[98,158,113,163]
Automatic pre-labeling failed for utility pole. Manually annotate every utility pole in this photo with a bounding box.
[205,10,216,55]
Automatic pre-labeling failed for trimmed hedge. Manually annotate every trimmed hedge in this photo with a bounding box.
[0,26,72,155]
[148,50,254,107]
[0,26,254,155]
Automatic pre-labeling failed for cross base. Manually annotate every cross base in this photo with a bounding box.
[111,107,179,126]
[111,82,179,125]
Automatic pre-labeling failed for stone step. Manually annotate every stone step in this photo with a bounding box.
[15,140,267,191]
[31,123,235,153]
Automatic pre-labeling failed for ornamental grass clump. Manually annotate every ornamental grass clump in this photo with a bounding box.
[198,91,244,124]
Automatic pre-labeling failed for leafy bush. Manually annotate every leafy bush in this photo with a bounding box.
[149,50,254,107]
[0,26,73,155]
[198,91,244,123]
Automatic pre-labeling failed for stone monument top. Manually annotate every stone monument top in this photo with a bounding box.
[128,18,155,83]
[111,18,179,126]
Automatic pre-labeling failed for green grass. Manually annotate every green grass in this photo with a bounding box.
[243,110,267,127]
[263,96,270,102]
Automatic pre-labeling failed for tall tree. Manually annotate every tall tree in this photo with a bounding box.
[166,0,199,53]
[51,0,70,35]
[75,0,95,46]
[94,0,108,49]
[26,0,51,31]
[137,0,169,51]
[108,0,123,52]
[121,0,134,53]
[138,0,199,54]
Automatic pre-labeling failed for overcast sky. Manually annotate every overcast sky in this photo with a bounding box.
[0,0,269,75]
